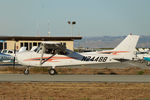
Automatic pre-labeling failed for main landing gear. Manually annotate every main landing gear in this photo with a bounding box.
[23,66,57,75]
[146,61,150,66]
[24,67,30,75]
[48,66,57,75]
[48,68,57,75]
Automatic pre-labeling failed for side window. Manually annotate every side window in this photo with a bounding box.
[36,47,42,53]
[38,42,41,46]
[63,43,66,46]
[8,50,13,54]
[45,49,56,54]
[57,50,68,55]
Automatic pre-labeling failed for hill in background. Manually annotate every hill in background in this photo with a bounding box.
[74,35,150,48]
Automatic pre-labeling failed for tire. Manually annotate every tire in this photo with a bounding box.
[146,62,150,66]
[24,69,29,75]
[48,69,56,75]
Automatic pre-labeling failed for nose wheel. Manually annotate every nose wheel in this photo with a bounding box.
[48,68,56,75]
[24,67,30,75]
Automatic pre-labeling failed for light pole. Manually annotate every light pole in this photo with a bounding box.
[68,21,76,36]
[48,19,51,37]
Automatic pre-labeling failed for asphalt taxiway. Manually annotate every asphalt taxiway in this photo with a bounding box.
[0,74,150,82]
[0,61,150,83]
[0,61,149,69]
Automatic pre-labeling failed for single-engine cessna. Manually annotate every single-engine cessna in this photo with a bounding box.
[16,34,139,75]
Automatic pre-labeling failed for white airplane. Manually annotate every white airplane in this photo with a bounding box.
[133,48,150,63]
[143,56,150,66]
[16,34,139,75]
[0,52,14,62]
[0,47,26,62]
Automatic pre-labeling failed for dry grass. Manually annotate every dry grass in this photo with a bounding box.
[0,82,150,100]
[0,67,150,75]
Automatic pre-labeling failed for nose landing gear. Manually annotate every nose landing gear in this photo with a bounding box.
[24,67,30,75]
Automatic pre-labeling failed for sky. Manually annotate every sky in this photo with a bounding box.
[0,0,150,37]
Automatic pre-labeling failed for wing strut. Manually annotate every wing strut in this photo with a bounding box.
[40,43,45,65]
[40,44,57,65]
[40,53,56,65]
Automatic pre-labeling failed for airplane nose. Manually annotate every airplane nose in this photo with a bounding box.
[16,53,21,61]
[16,52,24,64]
[16,52,32,65]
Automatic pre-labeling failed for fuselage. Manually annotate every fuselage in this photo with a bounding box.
[16,50,132,67]
[16,35,140,67]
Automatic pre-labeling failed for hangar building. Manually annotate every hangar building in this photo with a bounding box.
[0,36,82,51]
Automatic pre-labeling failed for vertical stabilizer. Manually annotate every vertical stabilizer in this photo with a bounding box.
[114,34,139,52]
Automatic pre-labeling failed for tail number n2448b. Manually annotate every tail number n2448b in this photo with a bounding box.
[81,56,108,62]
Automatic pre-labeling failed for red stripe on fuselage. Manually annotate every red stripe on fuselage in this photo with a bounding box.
[98,51,129,55]
[24,56,74,62]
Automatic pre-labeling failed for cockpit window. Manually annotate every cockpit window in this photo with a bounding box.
[8,50,13,53]
[34,46,39,52]
[34,43,70,55]
[34,46,41,53]
[45,49,56,54]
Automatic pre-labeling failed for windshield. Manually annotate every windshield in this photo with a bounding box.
[34,46,42,53]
